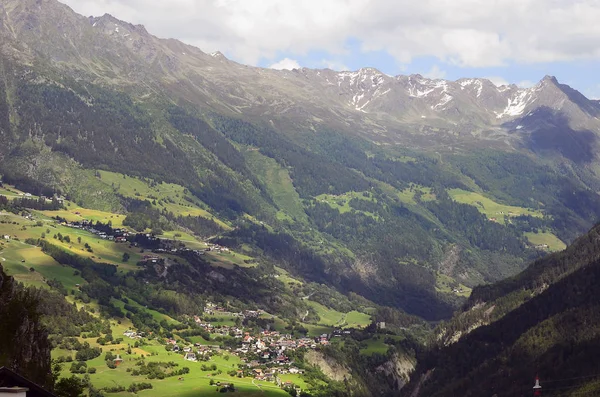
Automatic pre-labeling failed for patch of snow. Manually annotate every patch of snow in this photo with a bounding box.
[408,85,436,98]
[408,77,449,98]
[431,93,453,110]
[352,93,365,106]
[338,68,385,88]
[458,79,483,97]
[115,27,119,33]
[337,71,360,86]
[516,125,523,130]
[92,22,97,27]
[356,99,371,112]
[475,80,483,97]
[495,90,532,118]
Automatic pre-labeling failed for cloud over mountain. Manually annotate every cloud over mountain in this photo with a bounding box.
[61,0,600,69]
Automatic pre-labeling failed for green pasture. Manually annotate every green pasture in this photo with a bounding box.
[435,272,472,297]
[315,191,378,218]
[245,151,308,223]
[397,185,436,205]
[60,337,287,397]
[524,231,566,252]
[96,171,230,229]
[343,311,372,328]
[448,189,543,223]
[359,337,389,356]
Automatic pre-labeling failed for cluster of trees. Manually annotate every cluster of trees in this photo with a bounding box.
[0,265,53,389]
[130,359,188,379]
[69,361,95,374]
[2,196,63,211]
[75,345,102,362]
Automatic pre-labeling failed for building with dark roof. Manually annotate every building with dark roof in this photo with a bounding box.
[0,368,56,397]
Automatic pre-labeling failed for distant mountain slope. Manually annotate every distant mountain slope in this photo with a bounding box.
[406,223,600,396]
[2,0,600,154]
[2,0,600,322]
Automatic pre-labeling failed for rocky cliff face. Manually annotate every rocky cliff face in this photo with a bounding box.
[0,265,53,389]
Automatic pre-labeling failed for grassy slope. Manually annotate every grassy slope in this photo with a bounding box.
[435,273,472,298]
[57,337,287,397]
[307,300,371,329]
[448,188,566,251]
[315,191,379,219]
[0,209,298,397]
[96,171,231,229]
[244,150,307,223]
[524,231,567,252]
[448,188,543,222]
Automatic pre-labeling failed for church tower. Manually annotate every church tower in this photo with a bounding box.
[533,376,542,396]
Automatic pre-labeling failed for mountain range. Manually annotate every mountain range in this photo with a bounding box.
[3,0,600,396]
[3,0,600,157]
[2,0,600,320]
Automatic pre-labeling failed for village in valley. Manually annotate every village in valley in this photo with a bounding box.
[0,181,380,396]
[113,299,356,394]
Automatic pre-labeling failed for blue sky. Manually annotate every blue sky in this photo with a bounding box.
[62,0,600,98]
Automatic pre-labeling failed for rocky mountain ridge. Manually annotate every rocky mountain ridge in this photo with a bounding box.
[1,0,600,157]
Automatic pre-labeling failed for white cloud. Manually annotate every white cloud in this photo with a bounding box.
[320,59,350,71]
[517,80,535,88]
[485,76,510,87]
[589,85,600,100]
[269,58,301,70]
[423,65,446,79]
[59,0,600,68]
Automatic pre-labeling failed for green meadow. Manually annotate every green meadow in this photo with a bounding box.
[245,150,308,223]
[397,185,436,205]
[448,189,544,222]
[307,301,371,329]
[315,191,379,219]
[96,171,231,229]
[359,337,389,356]
[56,336,288,397]
[435,272,472,298]
[524,231,567,252]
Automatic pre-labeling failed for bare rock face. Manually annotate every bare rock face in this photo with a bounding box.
[376,352,416,390]
[304,350,351,382]
[0,265,53,390]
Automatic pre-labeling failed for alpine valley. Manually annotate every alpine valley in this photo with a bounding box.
[2,0,600,396]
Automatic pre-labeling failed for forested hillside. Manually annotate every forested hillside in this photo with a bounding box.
[4,57,600,320]
[2,1,600,396]
[405,223,600,397]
